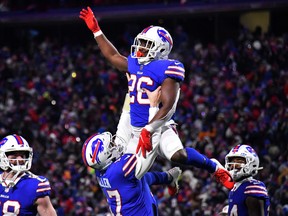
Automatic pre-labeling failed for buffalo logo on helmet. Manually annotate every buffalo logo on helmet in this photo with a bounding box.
[0,138,7,148]
[245,145,257,157]
[91,138,104,165]
[157,29,173,49]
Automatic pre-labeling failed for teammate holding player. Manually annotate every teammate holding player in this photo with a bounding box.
[82,87,182,215]
[79,6,234,190]
[82,131,182,216]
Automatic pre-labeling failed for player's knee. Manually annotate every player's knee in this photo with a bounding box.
[171,149,187,164]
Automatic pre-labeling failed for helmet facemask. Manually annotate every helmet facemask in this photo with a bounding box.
[131,37,159,64]
[225,144,263,182]
[226,157,252,181]
[82,132,125,171]
[112,134,126,159]
[131,26,173,64]
[0,150,33,172]
[0,135,33,187]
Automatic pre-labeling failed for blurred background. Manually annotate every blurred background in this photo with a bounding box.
[1,0,288,215]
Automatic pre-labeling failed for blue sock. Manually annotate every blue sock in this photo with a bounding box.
[184,147,216,173]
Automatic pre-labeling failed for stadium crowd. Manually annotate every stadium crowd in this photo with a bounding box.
[0,0,183,12]
[0,21,287,215]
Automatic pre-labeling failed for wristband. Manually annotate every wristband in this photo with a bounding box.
[148,107,159,121]
[93,30,103,38]
[144,124,154,133]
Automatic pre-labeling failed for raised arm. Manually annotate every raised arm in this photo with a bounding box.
[79,6,128,72]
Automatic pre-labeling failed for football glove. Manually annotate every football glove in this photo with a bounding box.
[211,158,235,190]
[136,127,152,158]
[79,6,101,35]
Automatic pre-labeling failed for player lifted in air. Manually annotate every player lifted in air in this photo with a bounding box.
[79,6,234,190]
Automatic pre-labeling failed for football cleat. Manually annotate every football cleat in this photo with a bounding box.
[166,167,182,196]
[211,158,234,190]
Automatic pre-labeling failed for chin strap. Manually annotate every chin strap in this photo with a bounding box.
[0,170,25,188]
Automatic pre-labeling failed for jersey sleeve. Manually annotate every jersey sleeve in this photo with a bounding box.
[245,181,269,199]
[34,176,52,199]
[121,154,138,179]
[143,171,170,186]
[164,60,185,82]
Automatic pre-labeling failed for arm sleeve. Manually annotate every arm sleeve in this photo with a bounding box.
[149,107,159,121]
[115,93,131,145]
[143,171,171,186]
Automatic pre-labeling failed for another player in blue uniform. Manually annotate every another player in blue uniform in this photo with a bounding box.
[79,6,234,190]
[82,87,182,215]
[225,144,270,216]
[0,134,56,216]
[82,131,182,216]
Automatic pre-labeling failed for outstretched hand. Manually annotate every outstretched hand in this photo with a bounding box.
[79,6,101,33]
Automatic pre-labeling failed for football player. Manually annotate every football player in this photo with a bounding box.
[83,86,181,215]
[82,131,182,216]
[0,134,57,215]
[225,144,270,216]
[79,6,234,190]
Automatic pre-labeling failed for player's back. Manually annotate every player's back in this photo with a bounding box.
[127,56,185,127]
[228,178,270,216]
[0,173,51,215]
[96,154,157,216]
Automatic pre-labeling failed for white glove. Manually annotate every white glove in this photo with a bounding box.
[166,167,182,195]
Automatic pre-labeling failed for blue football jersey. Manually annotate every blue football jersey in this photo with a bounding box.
[127,56,185,127]
[228,178,270,216]
[96,153,170,216]
[0,173,52,215]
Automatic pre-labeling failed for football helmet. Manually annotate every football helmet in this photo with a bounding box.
[82,132,125,170]
[0,134,33,172]
[131,25,173,64]
[225,144,262,181]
